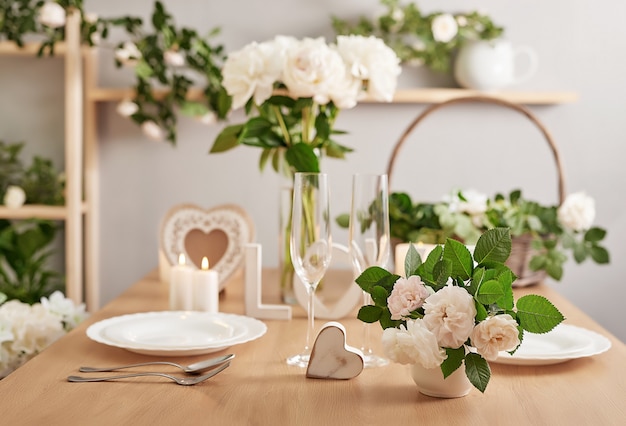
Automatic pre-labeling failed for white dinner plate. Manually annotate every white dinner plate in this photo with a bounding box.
[87,311,267,356]
[493,324,611,366]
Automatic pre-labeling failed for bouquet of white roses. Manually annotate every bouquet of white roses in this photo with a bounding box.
[0,291,87,377]
[356,228,564,392]
[210,34,401,176]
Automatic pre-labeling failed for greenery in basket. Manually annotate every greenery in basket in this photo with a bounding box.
[1,1,230,144]
[356,228,565,393]
[387,189,610,281]
[332,0,503,72]
[0,141,65,304]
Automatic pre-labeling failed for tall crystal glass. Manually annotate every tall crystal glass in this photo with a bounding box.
[348,173,391,368]
[286,173,332,367]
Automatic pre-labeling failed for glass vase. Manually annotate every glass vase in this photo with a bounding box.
[279,184,297,304]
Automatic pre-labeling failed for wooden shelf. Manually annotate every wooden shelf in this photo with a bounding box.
[88,86,577,105]
[0,204,87,220]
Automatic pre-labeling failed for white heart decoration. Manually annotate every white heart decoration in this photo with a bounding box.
[306,322,364,380]
[160,204,255,290]
[293,243,362,320]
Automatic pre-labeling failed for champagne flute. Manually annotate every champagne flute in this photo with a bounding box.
[348,173,391,368]
[286,172,332,367]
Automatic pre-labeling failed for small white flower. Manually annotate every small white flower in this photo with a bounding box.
[38,2,66,29]
[431,13,458,43]
[90,32,101,45]
[83,12,98,24]
[411,39,426,52]
[116,100,139,117]
[558,192,596,232]
[115,42,142,66]
[141,121,164,141]
[3,186,26,209]
[164,50,185,67]
[470,314,520,361]
[423,285,476,349]
[198,111,217,125]
[456,15,468,27]
[446,189,488,216]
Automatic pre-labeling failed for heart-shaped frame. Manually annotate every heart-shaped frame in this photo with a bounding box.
[160,204,255,290]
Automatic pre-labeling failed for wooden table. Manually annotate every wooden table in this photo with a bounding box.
[1,269,624,425]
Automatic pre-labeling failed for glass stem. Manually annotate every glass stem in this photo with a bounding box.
[361,291,373,355]
[305,284,316,353]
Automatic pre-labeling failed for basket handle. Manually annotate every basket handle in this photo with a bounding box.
[385,96,566,205]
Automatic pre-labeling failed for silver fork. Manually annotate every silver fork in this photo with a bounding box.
[68,361,230,385]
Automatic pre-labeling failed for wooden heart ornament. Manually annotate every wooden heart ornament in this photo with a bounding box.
[306,322,364,380]
[160,204,255,290]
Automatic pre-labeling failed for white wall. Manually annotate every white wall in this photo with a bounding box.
[2,0,625,342]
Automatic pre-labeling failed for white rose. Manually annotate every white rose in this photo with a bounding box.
[164,50,185,67]
[431,13,458,43]
[335,35,401,103]
[116,100,139,117]
[83,12,98,24]
[114,42,142,66]
[282,37,358,108]
[38,2,66,29]
[40,291,88,331]
[3,186,26,208]
[382,319,447,368]
[558,192,596,232]
[423,285,476,348]
[447,189,488,216]
[470,314,520,361]
[141,121,164,141]
[222,39,285,110]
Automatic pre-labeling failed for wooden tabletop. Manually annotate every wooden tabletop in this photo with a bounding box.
[0,269,624,425]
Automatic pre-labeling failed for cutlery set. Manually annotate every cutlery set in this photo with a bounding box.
[67,353,234,386]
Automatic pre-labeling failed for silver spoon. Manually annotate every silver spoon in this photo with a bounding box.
[79,353,235,374]
[69,361,230,386]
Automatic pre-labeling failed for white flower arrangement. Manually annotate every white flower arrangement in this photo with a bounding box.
[356,228,564,393]
[0,292,87,377]
[211,34,401,176]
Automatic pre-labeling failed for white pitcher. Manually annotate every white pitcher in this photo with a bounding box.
[454,39,538,90]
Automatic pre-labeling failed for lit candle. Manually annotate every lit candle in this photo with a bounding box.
[193,257,219,313]
[170,253,193,311]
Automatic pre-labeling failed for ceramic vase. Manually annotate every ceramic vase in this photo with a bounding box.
[410,363,472,398]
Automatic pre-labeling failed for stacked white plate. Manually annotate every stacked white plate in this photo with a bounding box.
[87,311,267,356]
[493,324,611,366]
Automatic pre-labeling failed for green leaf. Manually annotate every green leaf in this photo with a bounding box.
[473,228,512,265]
[357,305,383,323]
[433,259,451,286]
[443,239,473,280]
[379,308,403,329]
[573,242,587,263]
[464,352,490,393]
[516,294,565,333]
[179,101,209,117]
[285,143,320,172]
[476,279,504,305]
[241,117,273,139]
[584,227,606,243]
[441,347,464,379]
[590,245,610,264]
[209,124,243,153]
[475,300,488,321]
[355,266,392,292]
[335,213,350,228]
[371,285,389,307]
[404,243,422,277]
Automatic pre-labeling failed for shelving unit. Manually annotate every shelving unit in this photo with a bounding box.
[0,12,98,310]
[87,86,578,105]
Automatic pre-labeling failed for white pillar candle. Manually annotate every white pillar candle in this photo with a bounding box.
[193,256,219,313]
[170,253,193,311]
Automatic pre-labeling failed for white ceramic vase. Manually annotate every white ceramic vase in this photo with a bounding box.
[410,362,473,398]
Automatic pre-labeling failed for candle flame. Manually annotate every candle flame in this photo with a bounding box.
[201,256,209,270]
[178,253,186,265]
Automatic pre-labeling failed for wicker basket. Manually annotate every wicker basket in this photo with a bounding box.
[386,95,566,287]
